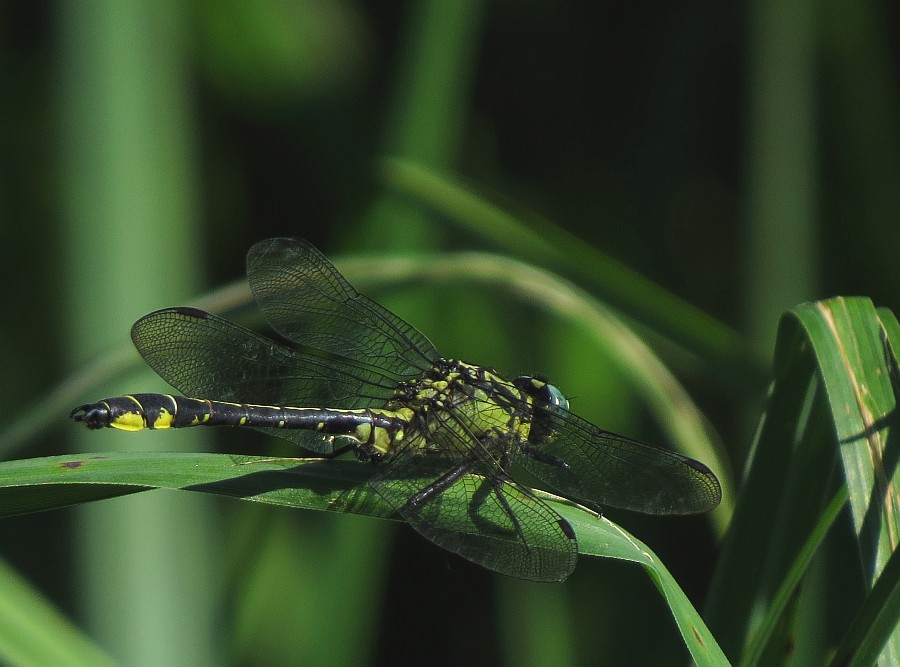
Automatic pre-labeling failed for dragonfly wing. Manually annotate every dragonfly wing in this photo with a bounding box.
[514,409,722,515]
[131,307,400,451]
[246,238,438,378]
[370,421,577,582]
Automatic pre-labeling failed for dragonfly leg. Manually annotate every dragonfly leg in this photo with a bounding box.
[403,458,474,511]
[491,478,527,544]
[520,443,571,470]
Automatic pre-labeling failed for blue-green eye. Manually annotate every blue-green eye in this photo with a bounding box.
[512,376,569,412]
[545,383,569,412]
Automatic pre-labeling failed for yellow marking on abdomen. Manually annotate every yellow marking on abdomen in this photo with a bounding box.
[110,411,147,432]
[151,407,175,429]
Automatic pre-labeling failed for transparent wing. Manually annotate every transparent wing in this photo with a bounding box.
[247,238,438,379]
[370,443,577,582]
[514,407,722,515]
[130,307,402,451]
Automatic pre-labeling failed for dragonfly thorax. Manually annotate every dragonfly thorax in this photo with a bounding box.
[385,359,553,458]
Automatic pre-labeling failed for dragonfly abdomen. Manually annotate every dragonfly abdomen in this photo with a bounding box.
[70,394,414,454]
[72,394,282,431]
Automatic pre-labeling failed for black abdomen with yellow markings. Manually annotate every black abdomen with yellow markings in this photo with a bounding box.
[71,237,721,582]
[71,393,415,458]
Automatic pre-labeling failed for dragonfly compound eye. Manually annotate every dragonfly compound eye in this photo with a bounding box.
[544,383,569,412]
[512,376,569,412]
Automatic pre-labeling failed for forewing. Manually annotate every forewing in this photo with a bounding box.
[370,414,577,582]
[130,307,399,451]
[514,408,722,515]
[247,238,438,378]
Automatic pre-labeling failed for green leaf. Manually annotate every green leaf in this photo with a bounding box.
[738,487,849,667]
[0,450,727,664]
[831,534,900,667]
[708,297,900,665]
[555,501,728,665]
[795,299,900,664]
[0,453,388,520]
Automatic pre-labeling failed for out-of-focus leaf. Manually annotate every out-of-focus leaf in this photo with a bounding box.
[0,556,117,667]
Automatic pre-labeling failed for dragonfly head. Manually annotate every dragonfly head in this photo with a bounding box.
[545,383,569,412]
[512,376,569,413]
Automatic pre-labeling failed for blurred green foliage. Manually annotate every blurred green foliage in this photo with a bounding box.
[1,0,899,665]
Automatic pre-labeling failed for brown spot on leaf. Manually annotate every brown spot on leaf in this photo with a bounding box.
[691,626,705,648]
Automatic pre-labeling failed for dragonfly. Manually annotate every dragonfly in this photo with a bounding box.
[71,237,721,582]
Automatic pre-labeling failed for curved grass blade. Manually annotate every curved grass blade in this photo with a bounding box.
[554,501,729,666]
[0,453,389,520]
[738,487,848,667]
[708,297,900,664]
[799,300,900,665]
[0,451,727,664]
[831,533,900,667]
[377,157,765,387]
